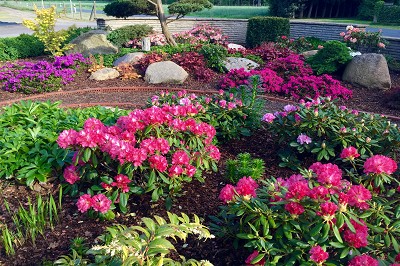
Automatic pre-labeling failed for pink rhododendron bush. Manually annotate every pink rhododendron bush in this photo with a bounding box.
[58,104,220,216]
[212,154,400,265]
[262,97,400,168]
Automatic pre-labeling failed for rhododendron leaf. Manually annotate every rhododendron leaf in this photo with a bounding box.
[91,153,98,168]
[251,253,265,264]
[151,189,160,202]
[310,223,323,237]
[119,193,128,208]
[91,185,103,191]
[392,235,399,253]
[236,233,255,239]
[336,213,344,229]
[110,190,119,202]
[358,211,373,219]
[332,225,343,243]
[343,215,356,233]
[83,148,91,163]
[384,233,391,247]
[322,223,330,239]
[329,241,346,248]
[148,170,156,187]
[339,247,350,259]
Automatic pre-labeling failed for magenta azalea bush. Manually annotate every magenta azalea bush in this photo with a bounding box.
[262,97,400,167]
[212,158,400,265]
[0,53,88,94]
[58,104,220,216]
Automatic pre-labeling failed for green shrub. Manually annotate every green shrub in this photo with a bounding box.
[307,41,352,75]
[225,153,265,183]
[246,16,290,48]
[151,43,197,55]
[0,34,45,61]
[376,4,400,23]
[0,101,127,187]
[199,43,228,73]
[107,24,153,47]
[268,0,297,17]
[358,0,380,20]
[93,48,140,67]
[64,25,95,44]
[103,0,155,19]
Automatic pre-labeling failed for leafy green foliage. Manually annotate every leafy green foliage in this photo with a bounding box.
[0,34,45,61]
[0,101,127,186]
[107,24,153,47]
[168,0,213,16]
[103,0,155,18]
[63,26,95,44]
[82,212,214,265]
[307,41,352,75]
[1,193,61,256]
[263,98,400,168]
[93,47,140,67]
[376,2,400,23]
[246,16,290,48]
[199,43,228,73]
[225,153,265,183]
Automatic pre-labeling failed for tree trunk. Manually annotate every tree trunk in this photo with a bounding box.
[307,3,313,18]
[329,4,333,18]
[322,2,327,17]
[314,4,319,18]
[299,4,304,18]
[335,2,340,17]
[155,0,176,46]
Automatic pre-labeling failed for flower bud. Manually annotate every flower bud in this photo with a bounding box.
[321,142,326,149]
[366,137,371,143]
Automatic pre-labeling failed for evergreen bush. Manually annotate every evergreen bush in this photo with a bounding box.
[246,16,290,48]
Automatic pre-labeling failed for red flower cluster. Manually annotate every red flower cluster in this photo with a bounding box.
[347,185,371,210]
[317,201,338,221]
[219,177,258,203]
[364,155,397,175]
[348,254,378,266]
[309,162,342,188]
[63,165,80,184]
[285,201,305,215]
[309,245,329,264]
[340,146,360,160]
[110,174,131,193]
[343,219,369,248]
[76,193,111,214]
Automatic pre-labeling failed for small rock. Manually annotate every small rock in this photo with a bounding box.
[301,50,319,58]
[113,52,145,67]
[228,43,245,50]
[223,57,259,71]
[89,67,120,81]
[144,61,188,84]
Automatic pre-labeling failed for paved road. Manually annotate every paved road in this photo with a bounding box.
[367,27,400,38]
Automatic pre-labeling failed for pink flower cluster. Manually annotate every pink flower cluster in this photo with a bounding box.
[309,245,329,264]
[219,177,258,203]
[174,24,228,45]
[266,54,313,80]
[348,254,379,266]
[343,219,369,248]
[219,68,283,93]
[340,146,360,160]
[363,155,397,175]
[76,193,111,214]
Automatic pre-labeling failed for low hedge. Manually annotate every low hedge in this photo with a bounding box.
[246,16,290,48]
[0,34,45,61]
[377,4,400,24]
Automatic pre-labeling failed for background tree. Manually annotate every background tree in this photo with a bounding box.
[104,0,212,45]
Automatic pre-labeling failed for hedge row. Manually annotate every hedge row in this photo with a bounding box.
[246,16,290,48]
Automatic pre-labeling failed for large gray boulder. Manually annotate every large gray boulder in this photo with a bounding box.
[89,68,120,81]
[67,30,118,57]
[144,61,188,84]
[342,53,391,90]
[223,57,259,71]
[113,52,145,67]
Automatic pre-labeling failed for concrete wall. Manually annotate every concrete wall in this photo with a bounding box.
[97,18,400,60]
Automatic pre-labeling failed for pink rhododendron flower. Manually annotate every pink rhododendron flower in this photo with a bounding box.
[63,165,80,185]
[310,163,342,188]
[206,145,221,160]
[185,164,197,177]
[262,113,275,123]
[343,219,368,248]
[245,250,265,266]
[348,254,378,266]
[219,184,236,203]
[378,42,385,48]
[236,177,258,198]
[297,133,312,145]
[364,155,397,175]
[308,186,330,201]
[172,150,190,166]
[285,202,305,215]
[149,155,168,172]
[76,194,93,213]
[57,129,78,148]
[396,253,400,262]
[309,245,329,263]
[283,104,297,112]
[317,202,337,221]
[91,194,112,214]
[169,165,184,177]
[285,181,310,200]
[347,185,371,210]
[111,174,131,193]
[340,146,360,160]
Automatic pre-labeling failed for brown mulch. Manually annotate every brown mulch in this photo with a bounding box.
[0,64,400,266]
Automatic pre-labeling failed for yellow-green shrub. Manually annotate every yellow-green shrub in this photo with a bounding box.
[23,6,74,56]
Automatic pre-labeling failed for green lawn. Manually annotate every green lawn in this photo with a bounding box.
[183,6,269,19]
[297,18,400,30]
